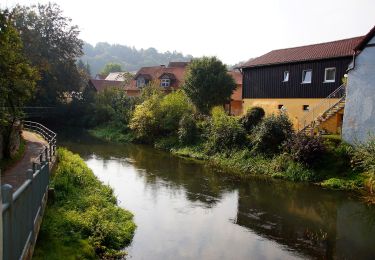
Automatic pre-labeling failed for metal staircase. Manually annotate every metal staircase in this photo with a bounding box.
[299,84,346,135]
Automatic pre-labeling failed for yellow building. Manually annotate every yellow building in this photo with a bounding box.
[239,36,364,134]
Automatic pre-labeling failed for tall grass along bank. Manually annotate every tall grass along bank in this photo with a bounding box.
[34,148,136,259]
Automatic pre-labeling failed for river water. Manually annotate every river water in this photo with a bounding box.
[59,129,375,260]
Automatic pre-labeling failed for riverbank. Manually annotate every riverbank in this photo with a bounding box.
[90,125,374,198]
[33,148,136,259]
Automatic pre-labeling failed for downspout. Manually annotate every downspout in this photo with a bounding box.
[346,50,358,73]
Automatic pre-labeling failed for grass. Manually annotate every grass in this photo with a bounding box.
[33,148,136,259]
[89,124,134,144]
[0,137,26,173]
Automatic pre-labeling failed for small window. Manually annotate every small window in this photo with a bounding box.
[302,70,312,83]
[303,105,310,111]
[283,71,289,82]
[160,78,170,87]
[278,104,284,110]
[136,77,145,88]
[324,67,336,82]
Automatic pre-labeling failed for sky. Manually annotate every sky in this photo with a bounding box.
[3,0,375,65]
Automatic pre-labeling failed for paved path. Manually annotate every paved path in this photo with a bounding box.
[1,131,47,191]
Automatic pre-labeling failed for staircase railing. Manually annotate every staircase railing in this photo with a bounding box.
[299,84,346,131]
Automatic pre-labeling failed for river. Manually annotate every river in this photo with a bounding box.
[59,129,375,260]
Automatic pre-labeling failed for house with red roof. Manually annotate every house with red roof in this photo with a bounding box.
[239,35,365,134]
[125,62,189,96]
[88,79,124,92]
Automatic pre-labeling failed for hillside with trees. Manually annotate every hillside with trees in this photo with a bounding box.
[81,42,193,75]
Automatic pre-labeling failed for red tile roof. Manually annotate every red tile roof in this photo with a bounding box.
[89,79,124,92]
[132,64,188,89]
[242,36,364,68]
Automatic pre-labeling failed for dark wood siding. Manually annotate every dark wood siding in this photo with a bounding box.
[243,57,352,98]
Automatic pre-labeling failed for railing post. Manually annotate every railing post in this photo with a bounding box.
[2,184,14,260]
[45,148,49,163]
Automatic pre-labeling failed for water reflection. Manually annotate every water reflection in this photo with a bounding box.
[59,129,375,260]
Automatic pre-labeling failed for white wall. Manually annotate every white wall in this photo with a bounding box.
[343,35,375,144]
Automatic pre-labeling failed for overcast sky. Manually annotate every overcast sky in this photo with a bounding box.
[3,0,375,64]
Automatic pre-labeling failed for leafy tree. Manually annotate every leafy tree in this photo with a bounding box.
[183,56,236,114]
[92,87,137,127]
[0,10,38,157]
[77,59,91,76]
[11,3,83,105]
[101,63,123,76]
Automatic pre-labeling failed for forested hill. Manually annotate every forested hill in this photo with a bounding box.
[81,42,193,75]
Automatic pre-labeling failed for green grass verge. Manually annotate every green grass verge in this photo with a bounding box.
[33,148,136,259]
[89,124,134,143]
[0,137,26,173]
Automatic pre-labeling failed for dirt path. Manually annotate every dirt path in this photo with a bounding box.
[1,131,48,191]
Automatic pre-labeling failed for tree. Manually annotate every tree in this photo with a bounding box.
[11,3,84,105]
[101,63,123,76]
[0,10,38,157]
[182,56,236,114]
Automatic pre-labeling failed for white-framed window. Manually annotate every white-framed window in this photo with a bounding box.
[160,78,170,87]
[324,67,336,82]
[302,69,312,84]
[283,71,289,82]
[136,77,145,88]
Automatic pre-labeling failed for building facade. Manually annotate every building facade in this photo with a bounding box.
[240,36,364,133]
[343,26,375,143]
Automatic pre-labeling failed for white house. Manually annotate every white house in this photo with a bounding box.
[343,26,375,144]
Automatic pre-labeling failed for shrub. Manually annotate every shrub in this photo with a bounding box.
[351,136,375,193]
[129,94,162,142]
[178,114,198,145]
[283,133,326,166]
[240,106,265,132]
[205,106,246,153]
[92,87,138,127]
[252,114,293,155]
[159,90,194,133]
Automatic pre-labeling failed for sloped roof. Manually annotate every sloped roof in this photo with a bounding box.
[355,25,375,51]
[242,36,364,68]
[105,72,127,81]
[89,79,124,92]
[227,71,242,85]
[133,64,187,88]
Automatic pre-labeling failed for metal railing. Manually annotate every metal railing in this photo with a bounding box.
[2,121,57,260]
[299,84,346,131]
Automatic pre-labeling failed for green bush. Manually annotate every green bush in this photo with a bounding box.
[34,148,136,259]
[205,107,246,153]
[129,94,162,142]
[351,136,375,192]
[283,133,326,166]
[159,90,194,133]
[92,87,138,127]
[178,113,198,145]
[240,106,265,133]
[252,114,293,155]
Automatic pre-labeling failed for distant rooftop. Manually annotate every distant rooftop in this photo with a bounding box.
[105,72,127,81]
